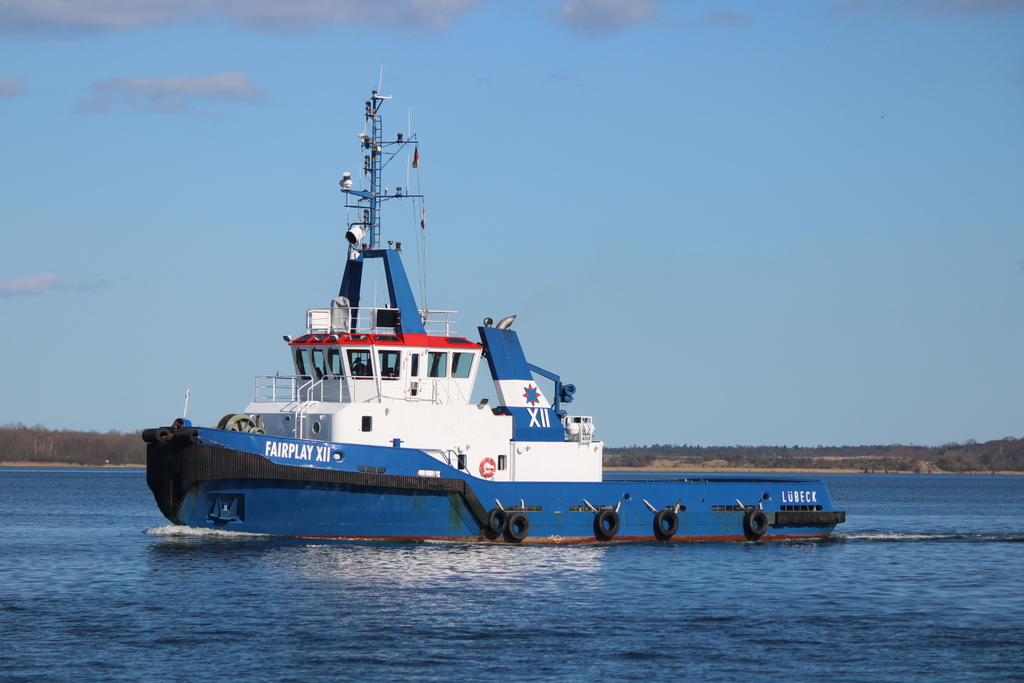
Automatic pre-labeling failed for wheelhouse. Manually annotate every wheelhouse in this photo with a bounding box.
[283,330,483,406]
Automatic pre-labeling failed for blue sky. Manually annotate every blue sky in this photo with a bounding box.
[1,0,1022,447]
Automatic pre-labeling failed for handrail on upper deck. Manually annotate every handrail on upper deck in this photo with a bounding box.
[306,307,457,336]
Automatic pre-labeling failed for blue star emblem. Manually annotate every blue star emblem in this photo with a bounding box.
[522,384,541,406]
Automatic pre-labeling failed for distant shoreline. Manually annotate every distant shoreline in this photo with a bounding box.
[4,426,1020,473]
[605,465,1023,475]
[0,462,144,468]
[606,465,862,473]
[2,461,1019,475]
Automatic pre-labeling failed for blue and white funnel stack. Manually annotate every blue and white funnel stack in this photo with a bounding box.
[479,323,564,442]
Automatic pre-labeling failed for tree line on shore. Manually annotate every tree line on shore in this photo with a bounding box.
[0,424,145,466]
[604,438,1024,472]
[2,423,1022,472]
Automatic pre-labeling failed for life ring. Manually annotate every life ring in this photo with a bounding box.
[479,457,497,478]
[744,509,770,539]
[653,509,679,541]
[485,507,509,537]
[504,512,530,542]
[593,509,620,541]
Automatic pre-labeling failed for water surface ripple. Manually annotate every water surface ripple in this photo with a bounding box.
[1,469,1022,682]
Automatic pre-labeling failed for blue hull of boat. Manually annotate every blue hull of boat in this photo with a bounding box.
[148,427,842,544]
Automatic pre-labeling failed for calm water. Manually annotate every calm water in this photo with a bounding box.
[1,468,1023,682]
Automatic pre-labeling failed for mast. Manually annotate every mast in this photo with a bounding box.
[336,90,425,335]
[340,90,420,249]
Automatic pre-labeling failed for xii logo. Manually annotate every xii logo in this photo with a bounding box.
[527,407,550,428]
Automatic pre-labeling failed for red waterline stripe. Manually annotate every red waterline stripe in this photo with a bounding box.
[290,533,831,544]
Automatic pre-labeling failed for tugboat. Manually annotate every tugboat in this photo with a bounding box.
[144,90,845,543]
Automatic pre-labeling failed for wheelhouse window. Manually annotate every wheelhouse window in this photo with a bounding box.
[379,350,400,379]
[348,349,373,378]
[327,348,344,377]
[294,348,311,378]
[427,352,447,378]
[451,352,473,379]
[311,348,326,379]
[410,353,420,377]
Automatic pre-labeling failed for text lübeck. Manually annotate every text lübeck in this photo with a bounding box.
[781,490,818,504]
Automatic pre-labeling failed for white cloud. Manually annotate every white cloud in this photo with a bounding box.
[0,0,214,31]
[0,273,108,296]
[828,0,1024,18]
[0,75,26,97]
[77,71,266,114]
[5,0,1018,37]
[0,273,62,296]
[73,94,117,113]
[0,0,482,34]
[827,0,871,15]
[93,71,266,101]
[903,0,1024,17]
[219,0,482,33]
[555,0,661,35]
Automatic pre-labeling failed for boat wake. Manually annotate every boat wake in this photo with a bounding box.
[144,525,272,538]
[833,531,1024,543]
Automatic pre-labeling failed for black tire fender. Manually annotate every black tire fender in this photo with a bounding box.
[504,512,530,542]
[653,509,679,541]
[142,427,171,444]
[594,509,620,541]
[744,509,770,539]
[486,507,509,538]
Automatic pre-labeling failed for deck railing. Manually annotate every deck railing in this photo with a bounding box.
[306,307,458,336]
[254,375,464,406]
[254,375,304,403]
